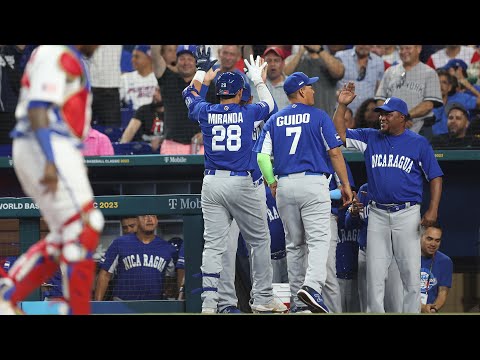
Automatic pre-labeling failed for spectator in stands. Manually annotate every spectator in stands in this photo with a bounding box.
[335,45,385,116]
[284,45,345,116]
[86,45,122,127]
[431,102,473,148]
[204,45,248,104]
[426,45,480,70]
[375,45,443,137]
[354,98,380,129]
[119,88,164,152]
[151,45,206,154]
[81,128,114,156]
[433,69,479,136]
[420,223,453,313]
[120,45,158,114]
[161,45,178,69]
[94,214,177,301]
[250,47,289,110]
[120,45,135,73]
[0,45,36,145]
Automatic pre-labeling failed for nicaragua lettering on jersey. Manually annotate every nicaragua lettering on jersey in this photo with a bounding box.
[420,251,453,304]
[336,207,359,279]
[345,128,443,204]
[12,45,91,141]
[238,185,286,257]
[265,185,286,254]
[183,93,270,171]
[100,233,176,300]
[254,103,343,176]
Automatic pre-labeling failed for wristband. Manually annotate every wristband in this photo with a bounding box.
[35,128,55,163]
[192,70,206,85]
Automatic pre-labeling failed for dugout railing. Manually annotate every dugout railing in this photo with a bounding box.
[0,195,204,314]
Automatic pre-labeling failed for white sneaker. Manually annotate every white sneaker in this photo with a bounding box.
[250,297,288,313]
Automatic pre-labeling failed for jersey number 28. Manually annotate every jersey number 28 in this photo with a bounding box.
[212,125,242,151]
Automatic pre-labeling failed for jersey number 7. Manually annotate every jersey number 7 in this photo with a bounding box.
[286,126,301,155]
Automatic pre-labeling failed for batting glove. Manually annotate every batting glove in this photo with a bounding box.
[244,54,267,85]
[194,45,218,72]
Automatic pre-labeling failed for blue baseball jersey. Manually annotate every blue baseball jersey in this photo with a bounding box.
[421,251,453,304]
[254,103,343,176]
[99,233,177,300]
[345,129,443,204]
[344,183,370,250]
[176,243,185,270]
[2,256,63,299]
[184,92,270,171]
[265,185,286,254]
[335,206,359,279]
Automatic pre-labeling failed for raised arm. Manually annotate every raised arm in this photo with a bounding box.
[244,55,274,113]
[333,81,357,144]
[151,45,167,78]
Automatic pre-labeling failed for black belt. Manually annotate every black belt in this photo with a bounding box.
[204,169,251,176]
[271,249,286,260]
[370,201,417,213]
[278,171,326,179]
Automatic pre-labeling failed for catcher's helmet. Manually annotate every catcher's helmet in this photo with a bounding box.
[216,71,245,96]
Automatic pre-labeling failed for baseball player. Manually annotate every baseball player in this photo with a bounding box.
[420,223,453,313]
[344,183,403,313]
[0,45,104,315]
[213,81,281,313]
[183,46,286,313]
[334,82,444,313]
[254,71,353,313]
[322,166,356,313]
[95,215,177,301]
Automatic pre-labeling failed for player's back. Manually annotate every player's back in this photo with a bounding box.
[12,45,91,142]
[260,103,339,176]
[191,101,268,171]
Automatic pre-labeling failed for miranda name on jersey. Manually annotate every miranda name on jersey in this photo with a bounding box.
[371,154,413,173]
[208,112,244,124]
[123,254,168,272]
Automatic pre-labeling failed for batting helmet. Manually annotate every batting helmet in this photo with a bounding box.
[216,71,245,96]
[241,81,252,102]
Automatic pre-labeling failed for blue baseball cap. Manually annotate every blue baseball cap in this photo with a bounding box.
[241,81,251,102]
[374,97,409,116]
[442,58,468,71]
[216,71,245,96]
[283,72,319,96]
[134,45,151,57]
[176,45,197,57]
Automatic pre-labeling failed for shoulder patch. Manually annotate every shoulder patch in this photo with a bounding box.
[59,52,83,77]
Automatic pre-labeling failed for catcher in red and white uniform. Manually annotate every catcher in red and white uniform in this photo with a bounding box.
[0,45,104,315]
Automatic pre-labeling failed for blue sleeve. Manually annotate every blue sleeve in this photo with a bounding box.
[176,244,185,270]
[321,113,344,150]
[100,238,119,272]
[437,256,453,288]
[200,84,209,99]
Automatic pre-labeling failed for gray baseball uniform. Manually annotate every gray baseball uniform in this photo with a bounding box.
[374,62,442,133]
